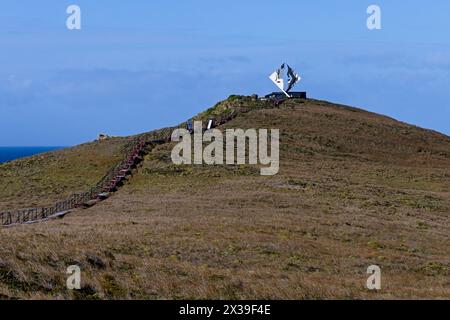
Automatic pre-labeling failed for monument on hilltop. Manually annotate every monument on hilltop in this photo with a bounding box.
[266,63,307,101]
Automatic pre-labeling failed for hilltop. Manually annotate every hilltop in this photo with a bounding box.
[0,96,449,299]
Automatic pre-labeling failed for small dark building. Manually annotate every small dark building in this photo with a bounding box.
[265,91,307,100]
[186,118,216,133]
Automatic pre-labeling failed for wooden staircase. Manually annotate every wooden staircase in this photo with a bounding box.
[0,137,167,226]
[0,100,261,227]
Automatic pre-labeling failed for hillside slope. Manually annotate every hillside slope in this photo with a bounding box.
[0,96,449,299]
[0,137,131,211]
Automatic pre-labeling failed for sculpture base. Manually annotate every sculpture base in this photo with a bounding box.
[264,91,307,100]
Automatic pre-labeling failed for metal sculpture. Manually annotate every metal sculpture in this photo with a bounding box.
[269,63,301,97]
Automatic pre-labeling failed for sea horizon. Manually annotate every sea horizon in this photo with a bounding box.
[0,146,66,164]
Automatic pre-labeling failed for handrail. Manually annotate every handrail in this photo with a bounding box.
[1,136,167,226]
[0,106,248,227]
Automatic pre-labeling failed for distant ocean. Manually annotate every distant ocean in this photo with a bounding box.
[0,147,65,164]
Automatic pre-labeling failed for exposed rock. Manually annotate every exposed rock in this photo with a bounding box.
[97,133,110,141]
[86,254,106,269]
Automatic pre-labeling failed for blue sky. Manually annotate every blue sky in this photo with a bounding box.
[1,0,449,146]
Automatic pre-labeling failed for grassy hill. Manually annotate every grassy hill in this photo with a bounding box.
[0,96,449,299]
[0,137,131,211]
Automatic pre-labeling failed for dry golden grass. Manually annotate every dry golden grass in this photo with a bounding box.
[0,97,449,299]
